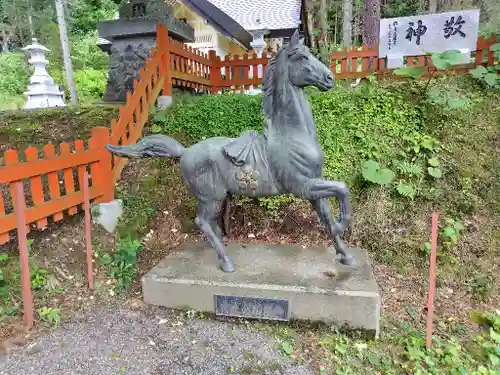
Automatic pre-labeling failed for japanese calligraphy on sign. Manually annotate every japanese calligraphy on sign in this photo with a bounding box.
[379,9,480,64]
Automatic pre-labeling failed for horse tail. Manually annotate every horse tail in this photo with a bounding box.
[105,135,185,159]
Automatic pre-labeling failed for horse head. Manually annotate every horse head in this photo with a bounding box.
[283,30,334,92]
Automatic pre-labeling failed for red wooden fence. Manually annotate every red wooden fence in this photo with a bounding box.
[330,35,498,79]
[0,127,113,245]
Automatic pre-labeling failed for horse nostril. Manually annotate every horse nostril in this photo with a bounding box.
[325,73,333,82]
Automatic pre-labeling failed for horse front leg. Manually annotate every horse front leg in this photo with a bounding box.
[299,179,354,265]
[311,198,355,266]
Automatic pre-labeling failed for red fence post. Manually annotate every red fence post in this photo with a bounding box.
[209,50,221,94]
[426,212,439,349]
[13,181,34,329]
[156,24,172,97]
[83,171,94,291]
[90,127,114,203]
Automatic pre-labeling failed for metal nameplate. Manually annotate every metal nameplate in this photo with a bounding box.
[214,295,290,321]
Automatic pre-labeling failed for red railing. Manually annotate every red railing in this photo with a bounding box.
[330,35,498,79]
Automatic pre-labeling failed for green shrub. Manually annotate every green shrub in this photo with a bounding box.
[155,93,263,140]
[71,32,110,71]
[154,85,424,190]
[74,69,107,102]
[0,53,30,96]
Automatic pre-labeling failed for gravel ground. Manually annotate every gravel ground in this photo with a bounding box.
[0,304,314,375]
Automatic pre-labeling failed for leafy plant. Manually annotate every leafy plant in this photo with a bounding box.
[99,235,143,294]
[0,254,8,286]
[470,43,500,89]
[394,50,468,109]
[469,310,500,370]
[361,160,395,186]
[394,66,426,79]
[38,307,61,327]
[428,157,443,179]
[397,161,423,177]
[280,340,293,357]
[440,218,464,249]
[423,217,464,259]
[30,265,49,291]
[396,181,416,199]
[394,50,465,80]
[466,273,494,301]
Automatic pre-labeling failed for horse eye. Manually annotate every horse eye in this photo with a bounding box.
[300,55,308,61]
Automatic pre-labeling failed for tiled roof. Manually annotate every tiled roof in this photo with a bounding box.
[205,0,301,31]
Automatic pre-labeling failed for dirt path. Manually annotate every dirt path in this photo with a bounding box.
[0,301,313,375]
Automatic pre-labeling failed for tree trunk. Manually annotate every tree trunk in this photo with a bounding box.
[363,0,381,48]
[428,0,437,13]
[319,0,328,44]
[55,0,78,104]
[28,14,35,38]
[304,0,315,49]
[1,26,11,52]
[342,0,353,46]
[334,5,338,45]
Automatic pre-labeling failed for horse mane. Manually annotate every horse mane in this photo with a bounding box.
[261,47,286,120]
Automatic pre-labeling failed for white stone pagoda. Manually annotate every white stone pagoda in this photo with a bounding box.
[22,38,66,109]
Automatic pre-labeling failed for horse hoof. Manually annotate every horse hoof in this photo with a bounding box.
[340,255,356,266]
[221,256,235,273]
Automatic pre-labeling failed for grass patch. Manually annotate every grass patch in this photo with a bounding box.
[0,105,118,153]
[0,248,64,329]
[249,310,500,375]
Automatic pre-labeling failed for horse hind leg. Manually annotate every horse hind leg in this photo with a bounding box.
[194,199,235,273]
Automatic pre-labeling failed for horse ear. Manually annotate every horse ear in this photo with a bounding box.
[290,29,300,47]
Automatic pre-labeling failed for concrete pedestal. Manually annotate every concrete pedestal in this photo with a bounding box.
[142,243,380,337]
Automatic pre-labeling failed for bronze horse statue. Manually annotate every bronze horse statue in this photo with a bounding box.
[106,30,354,273]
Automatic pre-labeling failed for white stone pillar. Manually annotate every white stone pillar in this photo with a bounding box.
[248,28,269,94]
[22,38,66,109]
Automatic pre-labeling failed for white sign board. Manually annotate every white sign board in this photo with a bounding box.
[379,9,480,64]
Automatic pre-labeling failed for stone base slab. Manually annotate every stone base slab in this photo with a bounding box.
[142,243,381,337]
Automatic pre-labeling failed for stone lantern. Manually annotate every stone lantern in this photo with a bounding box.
[22,38,66,109]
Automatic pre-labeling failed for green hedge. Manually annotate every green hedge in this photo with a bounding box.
[153,85,425,189]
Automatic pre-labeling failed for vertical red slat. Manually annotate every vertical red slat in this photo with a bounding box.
[340,50,348,73]
[351,56,358,74]
[0,192,10,244]
[74,140,86,189]
[5,150,19,212]
[60,143,77,215]
[25,147,47,229]
[43,144,63,222]
[5,150,29,234]
[242,54,250,88]
[475,49,483,66]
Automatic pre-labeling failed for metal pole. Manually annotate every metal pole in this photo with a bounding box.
[55,0,78,105]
